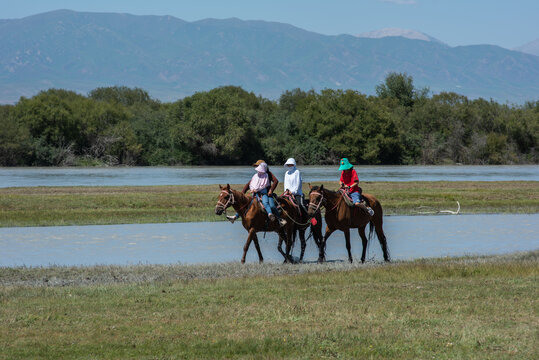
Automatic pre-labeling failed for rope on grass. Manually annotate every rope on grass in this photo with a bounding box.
[416,201,460,215]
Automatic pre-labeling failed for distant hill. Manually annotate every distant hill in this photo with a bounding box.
[355,28,446,45]
[514,38,539,57]
[1,10,538,103]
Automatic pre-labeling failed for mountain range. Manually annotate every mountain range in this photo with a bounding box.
[1,10,538,104]
[514,38,539,57]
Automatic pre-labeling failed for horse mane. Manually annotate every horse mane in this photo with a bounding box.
[310,185,338,194]
[230,188,251,202]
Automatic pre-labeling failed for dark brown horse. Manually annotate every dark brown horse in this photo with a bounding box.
[276,194,324,262]
[307,185,390,263]
[215,184,294,263]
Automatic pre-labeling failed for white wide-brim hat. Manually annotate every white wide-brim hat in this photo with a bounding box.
[284,158,296,167]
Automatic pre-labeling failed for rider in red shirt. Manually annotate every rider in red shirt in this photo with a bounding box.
[338,158,374,216]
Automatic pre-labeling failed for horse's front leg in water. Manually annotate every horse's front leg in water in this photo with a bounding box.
[299,229,307,263]
[277,230,287,261]
[241,228,256,264]
[284,228,294,263]
[319,226,334,263]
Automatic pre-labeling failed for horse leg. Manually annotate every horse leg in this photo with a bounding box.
[241,228,256,263]
[252,233,264,264]
[313,214,323,248]
[344,228,353,263]
[277,231,286,260]
[282,228,294,263]
[319,226,334,263]
[277,229,292,263]
[298,228,307,263]
[358,226,368,263]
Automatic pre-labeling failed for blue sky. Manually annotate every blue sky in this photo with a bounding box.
[2,0,538,49]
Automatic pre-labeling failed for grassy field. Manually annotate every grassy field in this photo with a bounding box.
[1,252,537,359]
[0,181,537,227]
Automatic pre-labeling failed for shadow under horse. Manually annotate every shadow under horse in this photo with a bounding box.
[215,184,295,263]
[307,185,390,263]
[276,194,324,262]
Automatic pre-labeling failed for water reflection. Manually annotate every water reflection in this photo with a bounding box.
[1,165,538,188]
[1,214,537,267]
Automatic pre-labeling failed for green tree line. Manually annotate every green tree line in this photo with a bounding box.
[0,74,537,166]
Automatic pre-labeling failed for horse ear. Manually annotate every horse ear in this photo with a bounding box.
[226,184,230,190]
[308,183,312,190]
[320,184,324,190]
[219,184,223,190]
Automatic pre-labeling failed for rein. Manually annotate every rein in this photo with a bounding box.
[275,195,315,227]
[309,189,342,213]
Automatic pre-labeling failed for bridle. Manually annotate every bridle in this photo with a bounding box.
[216,189,235,212]
[308,190,325,214]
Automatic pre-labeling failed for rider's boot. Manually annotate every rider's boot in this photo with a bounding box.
[356,202,374,217]
[226,214,238,223]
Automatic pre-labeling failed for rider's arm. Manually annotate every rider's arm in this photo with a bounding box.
[339,171,346,188]
[268,171,278,195]
[242,181,250,194]
[350,170,360,189]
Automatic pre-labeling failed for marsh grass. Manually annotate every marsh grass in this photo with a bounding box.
[1,252,538,359]
[1,181,537,227]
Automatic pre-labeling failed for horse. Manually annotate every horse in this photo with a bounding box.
[307,185,390,263]
[276,193,324,262]
[215,184,294,263]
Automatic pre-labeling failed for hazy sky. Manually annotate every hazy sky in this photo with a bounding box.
[2,0,538,49]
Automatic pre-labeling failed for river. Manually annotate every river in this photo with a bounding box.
[1,165,538,188]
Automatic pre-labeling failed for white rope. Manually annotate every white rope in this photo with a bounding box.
[416,201,460,215]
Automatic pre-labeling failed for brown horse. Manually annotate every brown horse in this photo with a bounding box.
[307,185,390,263]
[276,194,324,262]
[215,184,294,263]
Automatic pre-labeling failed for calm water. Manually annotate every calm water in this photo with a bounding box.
[1,214,537,267]
[0,165,538,188]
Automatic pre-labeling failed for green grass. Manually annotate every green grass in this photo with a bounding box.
[0,181,537,227]
[1,252,537,359]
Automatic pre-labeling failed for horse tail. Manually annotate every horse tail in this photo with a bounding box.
[370,197,391,262]
[368,221,375,242]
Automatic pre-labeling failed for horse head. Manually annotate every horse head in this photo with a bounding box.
[307,184,325,216]
[215,184,234,215]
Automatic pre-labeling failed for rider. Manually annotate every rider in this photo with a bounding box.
[338,158,374,216]
[283,158,304,212]
[226,160,286,226]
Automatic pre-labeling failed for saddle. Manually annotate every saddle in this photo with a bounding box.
[253,193,281,217]
[339,188,370,208]
[281,193,308,216]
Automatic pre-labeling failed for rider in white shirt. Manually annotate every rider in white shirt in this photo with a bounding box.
[283,158,304,209]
